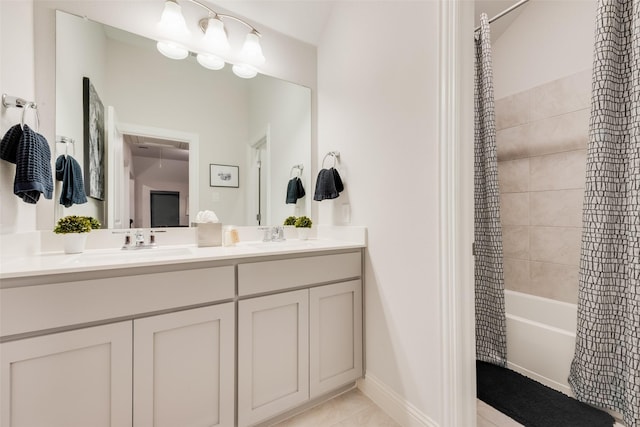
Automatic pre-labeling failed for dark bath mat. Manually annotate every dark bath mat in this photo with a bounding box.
[476,360,615,427]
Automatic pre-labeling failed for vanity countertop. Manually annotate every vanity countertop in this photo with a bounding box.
[0,239,365,280]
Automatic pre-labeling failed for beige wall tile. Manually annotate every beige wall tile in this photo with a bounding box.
[503,226,529,260]
[497,125,529,161]
[530,189,584,227]
[527,108,589,157]
[498,158,529,193]
[500,192,529,226]
[495,91,531,130]
[530,150,587,191]
[530,261,579,304]
[531,69,592,121]
[530,226,582,266]
[503,258,530,293]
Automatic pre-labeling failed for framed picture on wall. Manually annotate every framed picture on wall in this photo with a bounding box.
[83,76,105,200]
[210,164,239,188]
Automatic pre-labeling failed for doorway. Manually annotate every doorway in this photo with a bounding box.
[150,191,180,227]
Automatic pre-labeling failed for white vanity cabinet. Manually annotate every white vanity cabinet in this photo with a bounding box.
[134,304,235,427]
[237,251,363,426]
[0,246,364,427]
[0,322,133,427]
[309,280,363,399]
[0,265,236,427]
[238,290,310,427]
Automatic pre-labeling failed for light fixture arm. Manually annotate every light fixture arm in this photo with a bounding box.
[186,0,261,36]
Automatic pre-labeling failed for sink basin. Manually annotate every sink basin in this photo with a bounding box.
[245,240,316,251]
[68,247,193,264]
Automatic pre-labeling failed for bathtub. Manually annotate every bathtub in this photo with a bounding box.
[504,290,577,396]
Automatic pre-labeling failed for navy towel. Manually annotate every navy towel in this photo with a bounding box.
[0,124,22,163]
[286,177,306,204]
[1,124,53,204]
[56,155,87,207]
[313,167,344,201]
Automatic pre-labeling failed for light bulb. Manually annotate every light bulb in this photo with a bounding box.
[157,41,189,60]
[157,0,190,39]
[197,53,225,70]
[239,30,265,66]
[232,63,258,79]
[202,17,230,54]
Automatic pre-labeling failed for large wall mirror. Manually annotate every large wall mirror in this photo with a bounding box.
[55,10,311,229]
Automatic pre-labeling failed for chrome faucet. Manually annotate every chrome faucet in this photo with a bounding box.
[259,226,286,242]
[114,229,165,250]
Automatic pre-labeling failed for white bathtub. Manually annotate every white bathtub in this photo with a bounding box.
[505,290,577,395]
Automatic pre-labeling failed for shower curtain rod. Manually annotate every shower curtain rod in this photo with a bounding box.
[474,0,530,32]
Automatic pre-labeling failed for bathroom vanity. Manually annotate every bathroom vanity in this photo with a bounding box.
[0,238,364,427]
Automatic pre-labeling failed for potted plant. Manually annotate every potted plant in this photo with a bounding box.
[283,216,297,226]
[54,215,101,254]
[294,216,312,240]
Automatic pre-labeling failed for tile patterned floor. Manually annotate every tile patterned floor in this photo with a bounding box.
[269,389,399,427]
[477,400,524,427]
[269,388,527,427]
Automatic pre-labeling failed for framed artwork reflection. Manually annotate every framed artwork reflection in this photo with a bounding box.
[83,77,105,200]
[210,164,239,188]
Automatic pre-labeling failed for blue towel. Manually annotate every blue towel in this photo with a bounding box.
[1,124,53,203]
[313,167,344,201]
[286,177,306,204]
[0,124,22,163]
[55,155,87,207]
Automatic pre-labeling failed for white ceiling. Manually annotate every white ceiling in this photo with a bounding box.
[210,0,335,46]
[209,0,528,47]
[124,134,190,162]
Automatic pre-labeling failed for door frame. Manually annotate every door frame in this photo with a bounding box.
[437,1,476,426]
[118,122,199,227]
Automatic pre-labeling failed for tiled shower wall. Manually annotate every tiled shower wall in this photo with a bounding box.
[496,69,591,304]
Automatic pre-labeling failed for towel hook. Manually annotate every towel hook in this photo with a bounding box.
[56,136,75,157]
[290,164,304,178]
[321,151,340,169]
[20,102,39,132]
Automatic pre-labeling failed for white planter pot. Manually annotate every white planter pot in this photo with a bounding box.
[296,227,310,240]
[63,233,88,254]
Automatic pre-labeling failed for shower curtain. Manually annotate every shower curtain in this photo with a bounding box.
[474,13,507,367]
[568,1,640,426]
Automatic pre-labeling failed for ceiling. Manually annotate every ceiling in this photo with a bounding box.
[124,134,190,162]
[209,0,527,47]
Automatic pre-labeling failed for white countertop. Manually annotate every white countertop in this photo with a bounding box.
[0,239,365,280]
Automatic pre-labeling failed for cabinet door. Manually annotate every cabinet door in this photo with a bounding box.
[309,280,363,398]
[133,303,235,427]
[238,290,309,426]
[0,322,132,427]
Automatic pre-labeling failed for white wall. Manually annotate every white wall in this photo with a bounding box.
[317,2,442,424]
[248,76,311,226]
[55,10,107,224]
[492,0,597,99]
[0,0,37,236]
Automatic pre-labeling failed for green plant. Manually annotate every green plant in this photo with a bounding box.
[54,215,101,234]
[86,217,101,230]
[294,216,312,228]
[283,216,297,226]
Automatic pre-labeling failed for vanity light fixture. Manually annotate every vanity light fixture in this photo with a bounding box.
[156,0,265,78]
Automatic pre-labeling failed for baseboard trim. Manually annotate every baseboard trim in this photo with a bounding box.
[506,362,572,396]
[357,374,439,427]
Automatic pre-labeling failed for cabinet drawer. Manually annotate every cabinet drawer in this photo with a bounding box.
[238,252,361,296]
[1,266,234,337]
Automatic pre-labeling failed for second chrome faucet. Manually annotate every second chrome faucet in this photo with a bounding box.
[259,226,286,242]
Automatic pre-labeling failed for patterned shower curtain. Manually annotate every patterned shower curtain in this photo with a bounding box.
[474,13,507,367]
[568,1,640,426]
